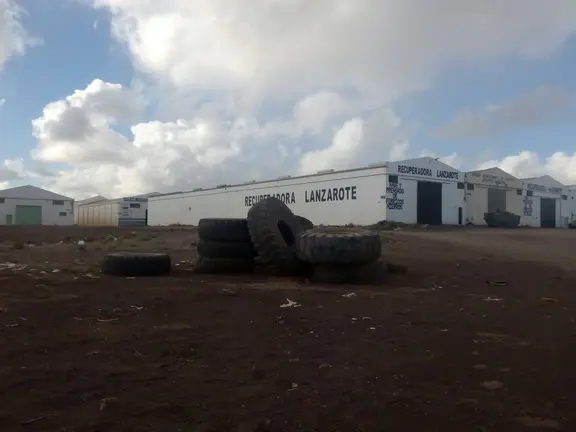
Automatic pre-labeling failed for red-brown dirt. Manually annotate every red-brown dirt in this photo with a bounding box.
[0,226,575,431]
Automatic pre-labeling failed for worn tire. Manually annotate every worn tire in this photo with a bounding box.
[296,227,381,264]
[312,262,385,284]
[101,252,171,277]
[194,257,254,274]
[197,239,257,259]
[247,197,303,275]
[296,215,314,230]
[198,218,251,242]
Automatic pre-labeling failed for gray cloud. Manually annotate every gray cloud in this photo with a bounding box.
[436,86,574,139]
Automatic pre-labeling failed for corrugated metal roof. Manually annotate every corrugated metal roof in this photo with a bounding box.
[0,185,73,201]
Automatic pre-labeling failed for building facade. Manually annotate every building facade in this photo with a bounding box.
[0,185,74,226]
[75,196,149,227]
[148,157,465,226]
[464,167,523,225]
[520,175,569,228]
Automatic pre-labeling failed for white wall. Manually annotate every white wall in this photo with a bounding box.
[520,178,569,228]
[119,198,148,226]
[0,198,74,226]
[149,167,389,226]
[385,157,464,224]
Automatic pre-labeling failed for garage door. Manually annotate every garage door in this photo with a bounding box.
[417,181,442,225]
[487,188,507,213]
[15,205,42,226]
[540,198,556,228]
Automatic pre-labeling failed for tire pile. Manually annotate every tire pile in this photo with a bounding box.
[195,197,383,283]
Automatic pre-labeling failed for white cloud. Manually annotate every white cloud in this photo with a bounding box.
[17,1,576,196]
[477,151,576,184]
[0,0,38,71]
[91,0,576,107]
[0,158,24,182]
[437,86,574,139]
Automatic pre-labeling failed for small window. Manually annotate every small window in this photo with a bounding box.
[527,190,533,197]
[457,182,464,189]
[129,203,141,208]
[516,189,523,195]
[562,195,567,200]
[389,175,398,183]
[466,183,474,191]
[0,198,4,204]
[59,212,67,217]
[52,200,64,205]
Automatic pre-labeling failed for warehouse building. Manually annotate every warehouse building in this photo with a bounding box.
[0,185,74,226]
[148,157,465,226]
[520,175,569,228]
[464,167,523,225]
[75,195,150,227]
[568,186,576,226]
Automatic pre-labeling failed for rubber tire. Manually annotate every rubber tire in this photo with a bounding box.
[101,252,171,277]
[296,215,314,230]
[247,197,303,276]
[296,227,381,264]
[197,239,257,259]
[194,257,254,274]
[198,218,251,242]
[312,262,385,285]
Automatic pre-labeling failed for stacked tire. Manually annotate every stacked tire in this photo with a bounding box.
[295,227,383,284]
[195,218,257,273]
[247,198,309,276]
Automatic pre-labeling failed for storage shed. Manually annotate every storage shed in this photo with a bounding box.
[0,185,74,226]
[520,175,569,228]
[75,196,149,227]
[464,167,523,225]
[148,157,464,226]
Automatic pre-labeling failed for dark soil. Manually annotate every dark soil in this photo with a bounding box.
[0,226,575,431]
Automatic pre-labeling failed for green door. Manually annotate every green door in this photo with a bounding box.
[15,205,42,226]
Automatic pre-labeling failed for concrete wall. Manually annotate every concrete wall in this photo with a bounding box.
[464,169,523,225]
[0,198,74,225]
[149,166,389,226]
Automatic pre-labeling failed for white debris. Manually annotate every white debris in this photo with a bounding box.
[52,269,60,273]
[280,298,301,308]
[341,292,357,298]
[0,262,27,271]
[77,240,86,252]
[85,274,100,279]
[484,296,503,303]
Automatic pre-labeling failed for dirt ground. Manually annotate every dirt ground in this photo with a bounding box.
[0,225,575,431]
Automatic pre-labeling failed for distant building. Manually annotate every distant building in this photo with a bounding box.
[0,185,74,226]
[75,195,149,227]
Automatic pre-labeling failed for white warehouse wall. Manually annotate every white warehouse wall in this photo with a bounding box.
[464,168,523,225]
[0,198,74,226]
[76,201,119,226]
[149,166,389,226]
[520,176,569,228]
[385,158,464,225]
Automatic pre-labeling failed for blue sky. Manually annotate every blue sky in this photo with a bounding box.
[1,0,575,196]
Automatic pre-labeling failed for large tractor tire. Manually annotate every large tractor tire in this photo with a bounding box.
[101,252,171,277]
[197,239,257,259]
[194,257,254,274]
[198,218,251,242]
[296,215,314,231]
[296,227,381,264]
[247,197,304,276]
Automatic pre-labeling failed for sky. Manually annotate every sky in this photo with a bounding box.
[1,0,576,199]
